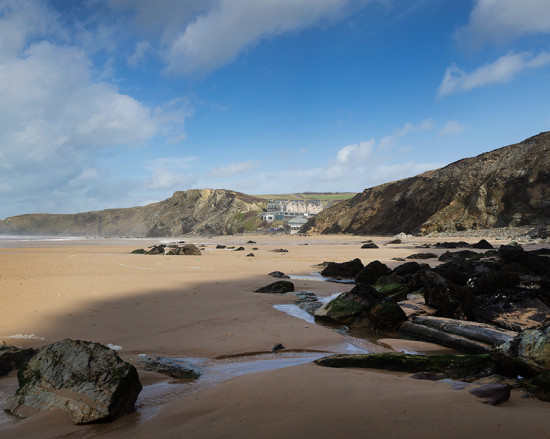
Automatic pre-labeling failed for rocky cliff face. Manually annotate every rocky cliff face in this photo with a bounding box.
[303,132,550,235]
[0,189,266,237]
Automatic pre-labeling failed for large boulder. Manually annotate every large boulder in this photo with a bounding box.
[5,339,142,424]
[321,258,364,278]
[421,271,478,320]
[355,260,391,285]
[367,299,407,329]
[498,326,550,373]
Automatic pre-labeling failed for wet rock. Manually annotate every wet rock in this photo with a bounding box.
[355,260,391,285]
[0,344,38,376]
[138,354,201,379]
[391,261,422,277]
[434,241,472,249]
[254,281,294,294]
[314,284,388,328]
[166,244,202,255]
[373,281,410,302]
[468,383,511,405]
[438,250,481,264]
[147,244,166,255]
[421,271,478,320]
[216,244,226,249]
[367,299,407,329]
[234,246,245,251]
[498,326,550,373]
[321,258,364,278]
[131,248,147,254]
[268,271,290,279]
[406,253,438,260]
[5,339,141,424]
[472,239,494,249]
[272,343,285,352]
[523,371,550,401]
[315,353,493,378]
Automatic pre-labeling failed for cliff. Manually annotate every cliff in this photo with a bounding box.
[0,189,266,237]
[303,132,550,235]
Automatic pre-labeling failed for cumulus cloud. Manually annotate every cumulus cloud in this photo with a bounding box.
[438,51,550,97]
[439,120,465,137]
[0,1,190,217]
[164,0,364,74]
[457,0,550,48]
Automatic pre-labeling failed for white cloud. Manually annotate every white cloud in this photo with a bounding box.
[0,1,193,218]
[439,120,465,137]
[457,0,550,48]
[438,51,550,97]
[208,160,260,178]
[164,0,364,74]
[127,40,152,66]
[379,119,434,149]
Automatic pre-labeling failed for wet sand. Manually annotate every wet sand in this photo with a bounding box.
[1,234,549,438]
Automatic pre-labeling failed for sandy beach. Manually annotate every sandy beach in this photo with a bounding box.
[1,234,549,438]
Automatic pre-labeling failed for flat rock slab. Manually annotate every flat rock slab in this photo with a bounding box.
[315,353,493,379]
[469,383,511,405]
[138,355,201,379]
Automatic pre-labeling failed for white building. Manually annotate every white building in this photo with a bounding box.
[284,216,309,234]
[263,200,323,222]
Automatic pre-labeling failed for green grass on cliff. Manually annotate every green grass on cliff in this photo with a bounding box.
[255,192,356,201]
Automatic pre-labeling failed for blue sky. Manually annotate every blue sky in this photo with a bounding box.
[1,0,550,218]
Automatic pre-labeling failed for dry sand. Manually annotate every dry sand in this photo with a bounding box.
[0,234,549,438]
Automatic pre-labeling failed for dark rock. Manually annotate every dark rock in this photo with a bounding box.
[216,244,226,249]
[270,248,289,253]
[314,284,387,327]
[138,355,201,379]
[472,239,494,249]
[355,260,391,284]
[386,239,401,244]
[411,371,448,381]
[406,253,438,260]
[272,343,285,352]
[146,245,166,255]
[321,258,364,278]
[166,244,202,255]
[268,271,290,279]
[252,247,259,250]
[5,339,142,424]
[499,245,550,277]
[523,370,550,401]
[367,299,407,329]
[314,353,493,378]
[434,241,472,249]
[0,344,38,376]
[361,242,379,249]
[247,240,256,244]
[373,281,410,302]
[469,383,511,405]
[131,248,147,254]
[254,281,294,294]
[246,253,255,257]
[234,246,245,251]
[391,261,422,276]
[421,271,478,320]
[438,250,481,264]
